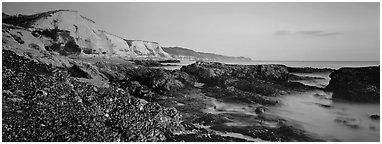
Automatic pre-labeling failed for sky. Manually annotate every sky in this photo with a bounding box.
[2,2,380,61]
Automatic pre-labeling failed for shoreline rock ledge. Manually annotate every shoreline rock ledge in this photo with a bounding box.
[181,61,289,83]
[326,66,380,102]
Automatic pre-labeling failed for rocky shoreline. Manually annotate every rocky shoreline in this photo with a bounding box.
[3,43,380,142]
[2,9,380,142]
[3,47,333,141]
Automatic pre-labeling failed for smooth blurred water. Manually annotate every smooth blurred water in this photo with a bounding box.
[271,91,380,141]
[270,72,380,142]
[290,72,332,88]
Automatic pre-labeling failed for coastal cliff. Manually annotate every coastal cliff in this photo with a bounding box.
[2,10,170,58]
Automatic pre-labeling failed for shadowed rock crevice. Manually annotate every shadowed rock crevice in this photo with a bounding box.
[67,64,92,79]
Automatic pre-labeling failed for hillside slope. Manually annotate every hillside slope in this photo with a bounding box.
[162,47,252,62]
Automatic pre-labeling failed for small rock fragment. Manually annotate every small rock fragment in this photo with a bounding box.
[370,115,380,120]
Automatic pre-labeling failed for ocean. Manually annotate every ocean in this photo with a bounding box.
[159,60,380,70]
[224,60,380,69]
[273,71,380,141]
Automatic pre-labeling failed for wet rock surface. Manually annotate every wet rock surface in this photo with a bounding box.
[326,66,380,102]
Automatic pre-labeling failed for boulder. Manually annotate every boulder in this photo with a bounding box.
[326,66,380,102]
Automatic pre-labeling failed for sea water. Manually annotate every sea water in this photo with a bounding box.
[270,71,380,142]
[160,60,379,70]
[240,61,379,141]
[224,60,380,69]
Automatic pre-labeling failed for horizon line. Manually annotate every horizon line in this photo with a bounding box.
[250,60,380,62]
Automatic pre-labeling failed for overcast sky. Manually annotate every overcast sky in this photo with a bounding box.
[3,2,380,61]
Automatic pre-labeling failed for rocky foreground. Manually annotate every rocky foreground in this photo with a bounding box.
[3,50,184,141]
[3,47,327,141]
[4,46,380,141]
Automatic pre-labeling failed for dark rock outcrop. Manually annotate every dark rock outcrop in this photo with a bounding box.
[124,68,196,92]
[181,61,289,101]
[326,66,380,102]
[370,115,380,120]
[181,61,317,105]
[181,61,289,85]
[111,67,197,102]
[157,59,181,63]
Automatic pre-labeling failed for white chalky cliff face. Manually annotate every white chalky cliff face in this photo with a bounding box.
[3,10,171,58]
